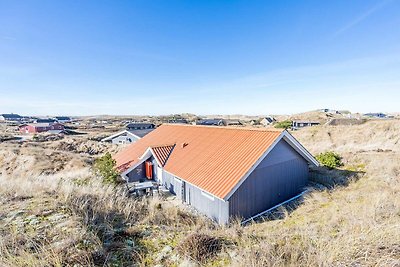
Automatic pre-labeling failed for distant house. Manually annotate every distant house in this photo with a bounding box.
[260,116,276,126]
[320,109,339,114]
[114,124,318,224]
[196,119,227,126]
[0,113,23,122]
[34,118,57,124]
[19,123,64,134]
[364,113,387,118]
[102,129,154,145]
[226,120,242,126]
[292,120,320,129]
[167,119,188,124]
[54,116,72,123]
[126,123,155,130]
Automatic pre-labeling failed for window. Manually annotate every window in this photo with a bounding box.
[201,191,215,201]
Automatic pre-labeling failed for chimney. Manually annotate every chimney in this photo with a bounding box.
[181,142,188,148]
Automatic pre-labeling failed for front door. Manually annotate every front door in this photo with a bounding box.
[181,181,186,203]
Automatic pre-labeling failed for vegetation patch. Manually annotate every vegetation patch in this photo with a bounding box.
[92,152,120,184]
[177,233,224,264]
[274,120,292,129]
[316,151,343,169]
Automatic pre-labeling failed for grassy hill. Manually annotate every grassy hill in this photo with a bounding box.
[0,120,399,266]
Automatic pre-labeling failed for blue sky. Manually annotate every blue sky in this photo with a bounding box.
[0,0,400,116]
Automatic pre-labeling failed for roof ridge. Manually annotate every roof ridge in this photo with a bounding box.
[161,123,284,132]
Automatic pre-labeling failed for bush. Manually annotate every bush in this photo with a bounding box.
[316,151,342,169]
[274,120,292,129]
[93,152,120,184]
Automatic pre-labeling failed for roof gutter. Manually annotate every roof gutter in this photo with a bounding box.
[241,190,307,225]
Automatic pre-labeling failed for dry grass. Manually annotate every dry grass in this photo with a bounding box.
[177,233,225,263]
[233,120,400,266]
[0,139,210,266]
[0,119,399,266]
[0,168,207,266]
[292,119,400,154]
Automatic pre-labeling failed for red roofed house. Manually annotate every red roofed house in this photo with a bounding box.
[114,124,318,224]
[19,123,65,134]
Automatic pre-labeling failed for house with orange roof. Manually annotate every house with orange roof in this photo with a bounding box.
[113,124,318,224]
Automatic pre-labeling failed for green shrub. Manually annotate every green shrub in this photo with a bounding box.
[274,120,292,129]
[316,151,342,169]
[93,152,120,184]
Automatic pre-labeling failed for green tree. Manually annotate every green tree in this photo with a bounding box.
[274,120,292,129]
[93,152,120,184]
[316,151,343,169]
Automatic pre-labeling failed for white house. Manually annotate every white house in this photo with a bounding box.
[101,129,154,145]
[260,116,276,126]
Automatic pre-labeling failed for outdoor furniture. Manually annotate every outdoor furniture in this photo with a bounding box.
[126,181,159,197]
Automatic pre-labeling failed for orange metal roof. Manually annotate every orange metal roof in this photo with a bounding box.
[114,124,283,199]
[152,144,175,166]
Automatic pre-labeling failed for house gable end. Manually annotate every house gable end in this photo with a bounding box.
[256,138,307,169]
[228,137,310,219]
[224,131,318,201]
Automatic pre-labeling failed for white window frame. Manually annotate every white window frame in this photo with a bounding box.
[201,191,215,201]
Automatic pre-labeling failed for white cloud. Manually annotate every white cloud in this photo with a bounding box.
[333,0,394,37]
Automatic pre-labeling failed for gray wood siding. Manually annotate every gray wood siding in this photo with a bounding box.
[162,170,229,224]
[126,162,146,182]
[184,183,229,224]
[126,156,156,183]
[162,171,182,197]
[228,139,309,220]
